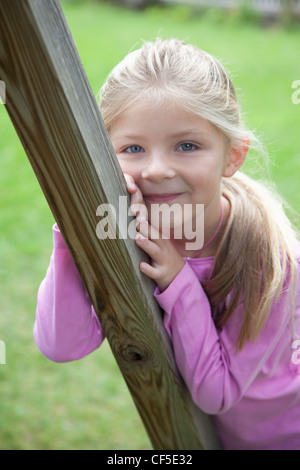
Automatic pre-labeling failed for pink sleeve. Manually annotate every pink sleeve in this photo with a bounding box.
[34,225,105,362]
[154,262,293,415]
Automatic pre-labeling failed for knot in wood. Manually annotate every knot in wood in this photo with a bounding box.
[122,344,145,364]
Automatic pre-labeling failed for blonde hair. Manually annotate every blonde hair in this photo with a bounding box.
[99,38,298,349]
[209,172,297,349]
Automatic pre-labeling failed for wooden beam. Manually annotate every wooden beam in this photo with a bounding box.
[0,0,221,450]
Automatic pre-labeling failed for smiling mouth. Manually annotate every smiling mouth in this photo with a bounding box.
[143,193,184,203]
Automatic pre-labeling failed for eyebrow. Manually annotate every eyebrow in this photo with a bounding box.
[112,135,142,141]
[111,129,211,141]
[169,129,211,138]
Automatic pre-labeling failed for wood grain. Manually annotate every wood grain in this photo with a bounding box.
[0,0,221,449]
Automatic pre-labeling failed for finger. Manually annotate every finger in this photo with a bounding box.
[131,203,148,220]
[135,218,150,237]
[124,173,137,193]
[139,261,161,281]
[135,213,151,235]
[130,185,144,206]
[137,219,161,241]
[135,233,161,259]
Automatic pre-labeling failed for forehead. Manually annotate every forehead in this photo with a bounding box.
[109,99,221,140]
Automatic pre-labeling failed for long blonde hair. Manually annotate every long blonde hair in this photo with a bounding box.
[208,172,297,349]
[99,38,298,349]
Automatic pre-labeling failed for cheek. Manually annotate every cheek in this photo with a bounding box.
[187,167,222,199]
[117,158,127,173]
[184,169,207,189]
[117,157,134,175]
[117,158,143,184]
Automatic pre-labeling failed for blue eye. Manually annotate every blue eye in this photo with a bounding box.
[124,145,144,154]
[178,143,196,152]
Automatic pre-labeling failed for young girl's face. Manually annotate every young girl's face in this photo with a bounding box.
[109,100,233,234]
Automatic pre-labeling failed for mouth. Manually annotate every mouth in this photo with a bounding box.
[143,193,184,203]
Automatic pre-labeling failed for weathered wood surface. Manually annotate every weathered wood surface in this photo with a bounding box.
[0,0,221,450]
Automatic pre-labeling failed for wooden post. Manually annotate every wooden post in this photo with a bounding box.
[0,0,221,450]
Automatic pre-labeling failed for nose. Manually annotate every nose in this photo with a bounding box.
[141,152,176,182]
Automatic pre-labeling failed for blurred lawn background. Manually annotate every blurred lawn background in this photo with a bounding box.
[0,0,299,450]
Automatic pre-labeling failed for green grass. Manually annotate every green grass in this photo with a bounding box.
[0,0,299,450]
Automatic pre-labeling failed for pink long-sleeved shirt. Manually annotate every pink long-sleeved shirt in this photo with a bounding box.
[34,224,300,450]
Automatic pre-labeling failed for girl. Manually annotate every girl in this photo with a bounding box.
[34,38,300,450]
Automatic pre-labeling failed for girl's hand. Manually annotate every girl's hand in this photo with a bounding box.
[124,174,185,292]
[135,219,185,292]
[124,173,148,221]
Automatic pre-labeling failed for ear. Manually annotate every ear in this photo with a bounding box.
[223,139,249,177]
